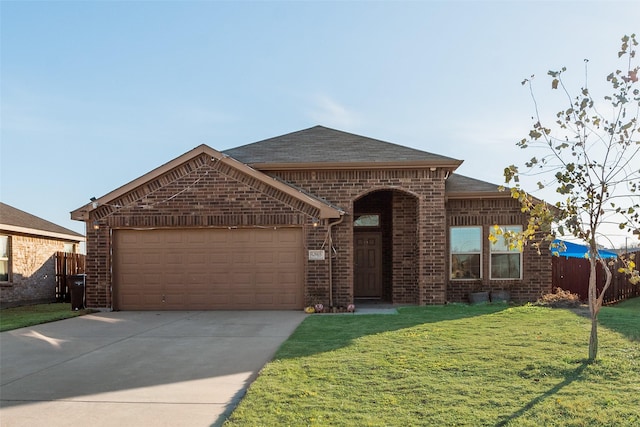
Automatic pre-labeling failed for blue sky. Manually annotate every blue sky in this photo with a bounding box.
[1,1,638,248]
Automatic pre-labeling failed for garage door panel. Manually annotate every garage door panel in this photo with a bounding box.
[255,273,276,286]
[255,252,276,265]
[139,233,164,245]
[208,231,231,244]
[163,272,183,284]
[209,253,231,265]
[232,252,253,265]
[278,293,298,305]
[114,228,303,310]
[278,271,299,285]
[232,293,256,307]
[232,232,252,244]
[279,230,299,243]
[255,294,275,305]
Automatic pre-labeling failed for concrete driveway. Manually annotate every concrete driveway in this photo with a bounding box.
[0,310,306,427]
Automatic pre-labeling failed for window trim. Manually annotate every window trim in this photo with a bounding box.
[490,225,523,280]
[0,235,10,283]
[450,226,482,280]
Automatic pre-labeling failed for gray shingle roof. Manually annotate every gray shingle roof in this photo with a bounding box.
[223,126,461,166]
[0,202,84,240]
[445,174,503,195]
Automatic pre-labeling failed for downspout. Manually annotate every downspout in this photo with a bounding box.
[327,215,345,307]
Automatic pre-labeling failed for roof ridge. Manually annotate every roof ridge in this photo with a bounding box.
[223,126,462,166]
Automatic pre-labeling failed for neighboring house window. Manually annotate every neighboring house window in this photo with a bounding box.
[450,227,481,279]
[491,225,523,279]
[354,214,380,227]
[0,235,9,282]
[63,243,75,253]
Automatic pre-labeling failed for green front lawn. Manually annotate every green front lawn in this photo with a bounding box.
[226,300,640,426]
[0,303,94,332]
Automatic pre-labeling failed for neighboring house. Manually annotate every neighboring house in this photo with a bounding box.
[71,126,552,311]
[1,202,85,308]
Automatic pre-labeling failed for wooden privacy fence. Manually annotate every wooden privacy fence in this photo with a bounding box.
[55,252,86,302]
[552,256,640,304]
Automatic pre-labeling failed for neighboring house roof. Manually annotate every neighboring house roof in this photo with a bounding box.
[71,144,344,221]
[552,239,618,259]
[0,202,85,242]
[445,174,507,198]
[223,125,463,170]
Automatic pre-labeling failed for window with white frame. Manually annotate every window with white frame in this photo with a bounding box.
[450,227,482,279]
[0,235,9,282]
[490,225,523,279]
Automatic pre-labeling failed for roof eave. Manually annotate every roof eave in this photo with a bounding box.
[446,192,512,200]
[248,160,464,171]
[1,224,85,242]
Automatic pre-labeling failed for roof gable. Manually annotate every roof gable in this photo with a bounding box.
[0,202,84,241]
[223,126,462,170]
[71,145,344,221]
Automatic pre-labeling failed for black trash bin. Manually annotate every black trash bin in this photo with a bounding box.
[67,274,86,311]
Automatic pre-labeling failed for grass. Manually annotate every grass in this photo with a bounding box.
[225,300,640,426]
[0,303,95,332]
[600,297,640,341]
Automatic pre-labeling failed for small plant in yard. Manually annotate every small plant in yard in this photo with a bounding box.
[535,287,582,308]
[305,303,356,314]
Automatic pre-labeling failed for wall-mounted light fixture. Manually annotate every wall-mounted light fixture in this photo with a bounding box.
[89,197,121,209]
[312,217,320,227]
[92,221,100,230]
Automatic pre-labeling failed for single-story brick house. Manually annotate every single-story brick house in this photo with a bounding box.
[71,126,552,311]
[1,202,85,308]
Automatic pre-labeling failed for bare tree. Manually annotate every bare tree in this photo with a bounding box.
[493,34,640,361]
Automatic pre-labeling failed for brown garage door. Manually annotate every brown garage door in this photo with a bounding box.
[113,228,304,310]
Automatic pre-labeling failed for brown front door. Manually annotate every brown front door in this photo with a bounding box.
[354,232,382,298]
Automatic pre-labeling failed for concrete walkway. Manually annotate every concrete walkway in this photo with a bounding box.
[0,310,306,427]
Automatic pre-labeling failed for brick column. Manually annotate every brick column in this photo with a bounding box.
[418,188,447,305]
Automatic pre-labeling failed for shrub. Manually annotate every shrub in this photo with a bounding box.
[535,287,581,308]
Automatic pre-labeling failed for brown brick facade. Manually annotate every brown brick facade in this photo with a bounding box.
[271,168,447,306]
[79,149,552,309]
[85,155,322,309]
[446,198,553,302]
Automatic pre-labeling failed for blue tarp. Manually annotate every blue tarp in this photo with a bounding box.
[552,239,618,259]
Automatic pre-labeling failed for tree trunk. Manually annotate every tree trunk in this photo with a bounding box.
[587,248,613,362]
[589,314,598,360]
[588,253,598,362]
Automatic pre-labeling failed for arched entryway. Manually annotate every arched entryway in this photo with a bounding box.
[353,189,419,304]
